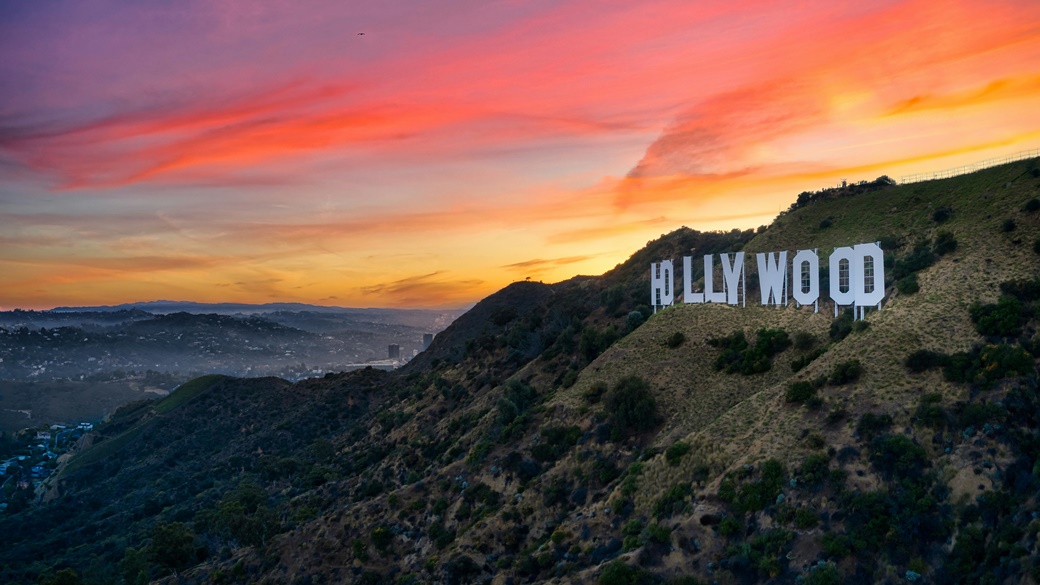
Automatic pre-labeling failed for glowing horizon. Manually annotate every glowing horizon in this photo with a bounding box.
[3,0,1040,310]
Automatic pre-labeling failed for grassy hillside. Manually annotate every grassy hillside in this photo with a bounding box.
[1,159,1038,585]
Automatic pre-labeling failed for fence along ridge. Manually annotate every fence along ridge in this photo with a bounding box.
[899,148,1040,184]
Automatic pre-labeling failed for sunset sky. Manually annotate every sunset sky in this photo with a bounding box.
[3,0,1040,310]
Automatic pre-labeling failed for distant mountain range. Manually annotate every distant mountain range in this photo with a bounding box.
[49,300,471,316]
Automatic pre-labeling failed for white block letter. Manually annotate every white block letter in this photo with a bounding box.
[829,246,856,306]
[791,249,820,307]
[703,255,726,303]
[650,260,674,309]
[854,242,885,307]
[682,256,704,303]
[756,251,787,306]
[720,252,745,305]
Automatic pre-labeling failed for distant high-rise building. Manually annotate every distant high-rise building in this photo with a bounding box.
[388,344,400,360]
[422,333,434,350]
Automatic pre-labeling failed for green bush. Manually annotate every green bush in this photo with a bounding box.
[793,331,817,350]
[148,522,202,572]
[1001,218,1016,232]
[805,563,843,585]
[581,325,619,361]
[856,413,893,440]
[790,348,825,372]
[1034,237,1040,255]
[970,296,1024,337]
[1025,197,1040,212]
[905,349,944,372]
[893,242,935,279]
[821,533,851,558]
[718,515,741,537]
[626,310,645,331]
[371,525,393,551]
[584,381,608,403]
[897,274,920,295]
[786,381,816,404]
[914,393,946,428]
[711,328,790,375]
[531,425,581,462]
[829,312,854,341]
[933,230,958,256]
[599,560,653,585]
[666,331,686,348]
[869,435,928,479]
[999,277,1040,302]
[665,441,691,466]
[794,508,820,529]
[828,360,863,385]
[798,452,831,487]
[604,376,660,438]
[653,483,692,518]
[932,206,953,223]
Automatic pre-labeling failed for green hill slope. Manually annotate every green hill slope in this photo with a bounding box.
[1,159,1037,585]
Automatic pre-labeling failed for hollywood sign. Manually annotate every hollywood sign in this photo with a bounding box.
[651,242,885,319]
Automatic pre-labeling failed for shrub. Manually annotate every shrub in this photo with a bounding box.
[933,230,958,256]
[653,483,693,518]
[821,533,851,558]
[932,206,953,223]
[148,522,202,572]
[869,435,928,479]
[371,525,393,551]
[977,343,1034,382]
[531,425,581,462]
[794,508,820,529]
[905,349,944,373]
[666,331,686,348]
[805,563,843,585]
[790,348,825,372]
[893,242,935,279]
[718,516,741,537]
[599,560,653,585]
[625,311,645,331]
[581,326,619,361]
[970,296,1024,337]
[786,381,816,404]
[583,381,607,404]
[798,452,831,487]
[1034,238,1040,255]
[914,393,946,428]
[602,284,625,314]
[1001,218,1016,232]
[828,360,862,385]
[819,218,833,229]
[604,376,659,438]
[793,331,817,350]
[897,274,920,294]
[645,523,671,545]
[829,312,854,341]
[856,413,893,440]
[999,278,1040,302]
[711,328,790,375]
[665,441,691,466]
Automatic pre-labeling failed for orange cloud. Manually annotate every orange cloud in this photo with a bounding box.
[359,271,485,307]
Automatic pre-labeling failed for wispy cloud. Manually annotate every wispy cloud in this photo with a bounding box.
[359,271,485,307]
